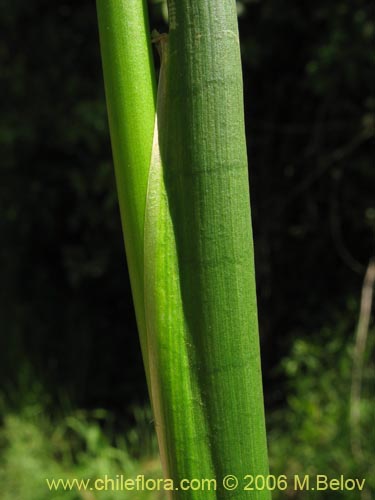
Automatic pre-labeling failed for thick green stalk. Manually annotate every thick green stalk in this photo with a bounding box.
[97,0,270,497]
[96,0,156,385]
[145,1,270,498]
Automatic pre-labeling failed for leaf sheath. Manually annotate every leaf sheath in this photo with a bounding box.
[144,1,270,497]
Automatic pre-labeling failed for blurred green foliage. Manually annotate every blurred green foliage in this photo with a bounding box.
[1,313,373,498]
[269,308,374,498]
[0,402,162,500]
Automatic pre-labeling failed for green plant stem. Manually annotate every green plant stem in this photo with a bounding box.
[96,0,156,386]
[97,1,270,497]
[145,1,270,498]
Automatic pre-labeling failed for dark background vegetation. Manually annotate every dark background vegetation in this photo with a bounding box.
[0,0,374,498]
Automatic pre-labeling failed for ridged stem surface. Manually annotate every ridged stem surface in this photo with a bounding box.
[145,1,270,498]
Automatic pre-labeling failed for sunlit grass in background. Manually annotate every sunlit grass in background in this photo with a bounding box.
[0,402,163,500]
[1,316,373,500]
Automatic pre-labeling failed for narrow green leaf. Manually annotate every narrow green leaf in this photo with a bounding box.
[96,0,156,385]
